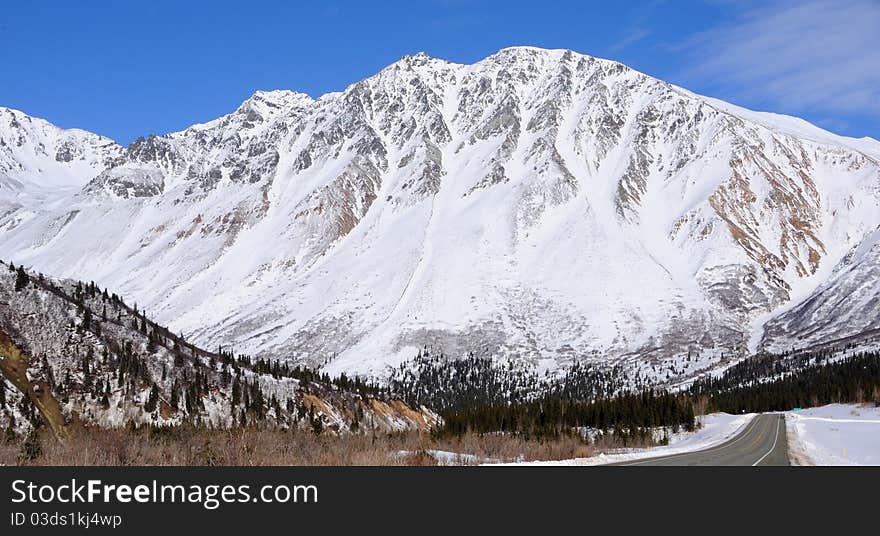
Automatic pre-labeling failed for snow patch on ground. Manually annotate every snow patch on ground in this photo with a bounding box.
[396,449,492,466]
[786,404,880,466]
[486,412,754,466]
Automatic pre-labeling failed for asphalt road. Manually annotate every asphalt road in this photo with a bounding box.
[615,414,789,466]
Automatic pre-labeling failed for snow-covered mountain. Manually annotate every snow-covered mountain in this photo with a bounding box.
[0,107,122,224]
[1,47,879,380]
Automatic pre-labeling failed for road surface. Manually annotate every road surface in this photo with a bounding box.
[615,414,789,466]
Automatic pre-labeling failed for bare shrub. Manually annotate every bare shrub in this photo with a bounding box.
[4,424,668,466]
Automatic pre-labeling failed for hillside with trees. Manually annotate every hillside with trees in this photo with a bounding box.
[0,260,439,453]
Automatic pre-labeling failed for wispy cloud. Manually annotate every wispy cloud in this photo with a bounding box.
[608,0,666,53]
[610,28,651,52]
[680,0,880,124]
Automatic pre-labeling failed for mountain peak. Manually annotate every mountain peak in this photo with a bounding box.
[496,45,568,55]
[490,45,594,61]
[247,89,313,104]
[387,51,455,72]
[239,89,314,114]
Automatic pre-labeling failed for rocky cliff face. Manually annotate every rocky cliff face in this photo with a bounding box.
[1,47,878,381]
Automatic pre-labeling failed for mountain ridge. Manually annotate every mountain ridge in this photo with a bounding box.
[7,47,879,154]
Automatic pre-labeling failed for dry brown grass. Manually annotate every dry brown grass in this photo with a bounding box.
[2,426,424,466]
[430,433,595,464]
[0,425,634,466]
[0,441,18,464]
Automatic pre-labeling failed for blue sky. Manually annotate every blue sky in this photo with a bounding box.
[1,0,877,144]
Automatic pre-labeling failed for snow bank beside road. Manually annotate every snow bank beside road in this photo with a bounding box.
[489,412,754,466]
[786,404,880,466]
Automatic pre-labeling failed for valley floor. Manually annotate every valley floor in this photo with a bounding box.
[786,403,880,466]
[0,426,595,466]
[3,406,877,466]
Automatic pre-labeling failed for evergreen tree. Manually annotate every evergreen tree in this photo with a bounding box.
[231,377,241,407]
[170,382,179,409]
[81,308,92,332]
[14,266,28,291]
[144,384,160,413]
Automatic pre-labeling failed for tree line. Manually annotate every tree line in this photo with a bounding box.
[439,390,695,442]
[691,350,880,413]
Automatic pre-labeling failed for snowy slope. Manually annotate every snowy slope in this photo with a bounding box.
[1,47,879,380]
[760,226,880,352]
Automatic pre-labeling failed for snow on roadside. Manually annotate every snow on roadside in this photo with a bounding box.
[786,404,880,466]
[426,450,490,465]
[395,450,494,465]
[486,412,755,466]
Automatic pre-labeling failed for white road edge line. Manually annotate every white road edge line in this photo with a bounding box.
[752,416,781,466]
[619,415,761,466]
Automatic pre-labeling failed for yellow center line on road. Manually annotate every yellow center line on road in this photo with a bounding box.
[745,416,769,452]
[752,416,782,466]
[617,414,766,466]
